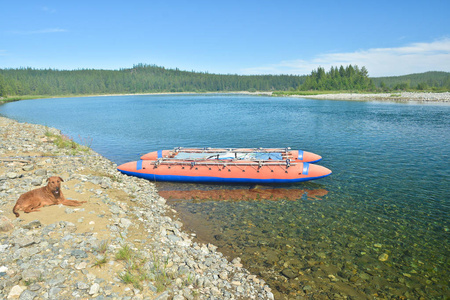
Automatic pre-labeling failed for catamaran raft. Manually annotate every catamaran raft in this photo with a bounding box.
[117,147,332,184]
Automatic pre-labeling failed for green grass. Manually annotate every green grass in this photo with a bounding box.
[115,244,133,261]
[44,130,92,154]
[93,256,108,268]
[0,93,105,103]
[97,239,109,254]
[92,240,109,268]
[0,95,54,103]
[115,244,149,290]
[114,244,198,293]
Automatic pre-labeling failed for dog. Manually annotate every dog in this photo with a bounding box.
[13,176,86,217]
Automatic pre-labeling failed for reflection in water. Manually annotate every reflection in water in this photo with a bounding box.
[159,187,329,202]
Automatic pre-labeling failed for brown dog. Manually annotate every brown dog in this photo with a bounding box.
[13,176,86,217]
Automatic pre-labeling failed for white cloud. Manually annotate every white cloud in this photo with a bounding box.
[242,38,450,77]
[8,28,67,35]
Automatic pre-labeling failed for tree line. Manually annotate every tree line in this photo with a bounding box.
[0,64,306,97]
[0,64,449,98]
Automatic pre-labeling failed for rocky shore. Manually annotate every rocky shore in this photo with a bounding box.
[296,91,450,102]
[0,116,274,299]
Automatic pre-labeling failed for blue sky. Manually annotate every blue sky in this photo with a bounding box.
[1,0,449,77]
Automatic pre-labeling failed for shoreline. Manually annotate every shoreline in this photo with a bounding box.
[292,91,450,102]
[2,91,450,104]
[0,91,273,104]
[0,116,274,299]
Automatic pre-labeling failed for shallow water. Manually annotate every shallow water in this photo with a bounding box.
[1,94,449,298]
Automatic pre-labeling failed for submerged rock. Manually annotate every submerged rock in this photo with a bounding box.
[281,268,298,279]
[378,253,389,262]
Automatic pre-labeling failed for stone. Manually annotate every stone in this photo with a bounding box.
[168,234,181,242]
[359,272,371,280]
[281,268,298,279]
[22,165,34,172]
[6,172,19,179]
[34,169,47,176]
[30,178,42,186]
[378,253,389,262]
[22,220,41,230]
[75,262,87,269]
[7,285,24,299]
[71,249,88,258]
[89,283,100,295]
[303,285,312,292]
[219,271,228,280]
[48,275,66,287]
[119,218,132,228]
[65,208,75,214]
[109,205,122,214]
[0,216,14,232]
[14,236,37,248]
[48,287,61,298]
[154,291,170,300]
[27,284,41,292]
[18,289,36,300]
[22,269,42,282]
[147,282,157,292]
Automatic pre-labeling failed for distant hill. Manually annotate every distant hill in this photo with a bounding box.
[371,71,450,90]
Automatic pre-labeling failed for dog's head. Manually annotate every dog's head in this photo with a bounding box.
[47,176,64,195]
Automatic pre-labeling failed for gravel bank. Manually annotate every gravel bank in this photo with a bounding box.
[0,116,273,299]
[294,92,450,102]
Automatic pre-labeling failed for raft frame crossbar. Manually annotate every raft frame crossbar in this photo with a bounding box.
[173,147,292,153]
[152,159,298,168]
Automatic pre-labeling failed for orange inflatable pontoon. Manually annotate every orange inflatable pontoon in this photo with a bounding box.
[140,147,323,163]
[118,147,331,184]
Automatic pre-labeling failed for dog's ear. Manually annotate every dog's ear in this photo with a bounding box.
[59,177,64,182]
[47,177,50,182]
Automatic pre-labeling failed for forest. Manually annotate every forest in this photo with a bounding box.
[0,64,305,97]
[0,64,449,98]
[298,65,375,91]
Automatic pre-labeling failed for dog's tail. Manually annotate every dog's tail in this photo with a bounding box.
[13,203,20,217]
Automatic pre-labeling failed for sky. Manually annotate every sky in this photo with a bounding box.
[1,0,449,77]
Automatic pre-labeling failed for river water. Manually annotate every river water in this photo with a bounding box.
[1,94,449,299]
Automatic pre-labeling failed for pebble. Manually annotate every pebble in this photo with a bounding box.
[7,285,23,299]
[0,116,272,299]
[378,253,389,261]
[89,283,100,295]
